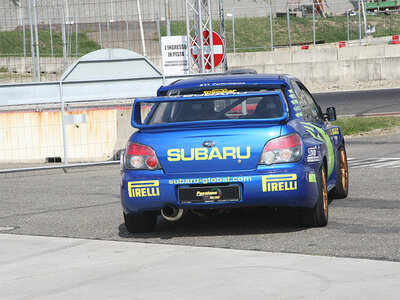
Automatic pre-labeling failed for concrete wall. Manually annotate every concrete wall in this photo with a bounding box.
[2,42,400,164]
[0,105,154,163]
[3,43,399,84]
[227,43,400,85]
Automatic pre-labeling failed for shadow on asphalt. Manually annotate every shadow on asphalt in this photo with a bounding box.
[118,208,306,239]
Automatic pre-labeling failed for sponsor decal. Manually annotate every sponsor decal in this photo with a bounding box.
[288,89,303,117]
[196,188,222,200]
[199,82,246,87]
[167,146,251,161]
[308,173,317,183]
[203,88,237,95]
[329,127,340,135]
[128,180,160,198]
[262,174,298,192]
[169,176,252,185]
[306,145,320,162]
[302,122,335,177]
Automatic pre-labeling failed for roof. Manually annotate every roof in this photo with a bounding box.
[158,74,297,94]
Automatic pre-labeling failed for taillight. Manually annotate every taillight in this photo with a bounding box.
[125,142,161,170]
[259,133,303,165]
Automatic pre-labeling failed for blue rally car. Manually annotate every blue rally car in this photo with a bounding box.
[120,74,349,232]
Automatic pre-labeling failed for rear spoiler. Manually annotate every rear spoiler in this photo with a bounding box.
[131,91,289,130]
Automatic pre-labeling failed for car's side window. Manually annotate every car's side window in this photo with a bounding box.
[299,87,322,121]
[291,81,313,121]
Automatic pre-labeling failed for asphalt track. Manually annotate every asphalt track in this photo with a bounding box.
[314,88,400,116]
[1,89,399,298]
[0,132,399,298]
[0,133,398,260]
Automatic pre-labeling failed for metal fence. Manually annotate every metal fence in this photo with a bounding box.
[0,98,136,171]
[2,0,400,85]
[0,0,399,83]
[0,0,187,84]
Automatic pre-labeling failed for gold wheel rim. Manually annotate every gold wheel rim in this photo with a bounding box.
[321,168,328,217]
[340,148,348,191]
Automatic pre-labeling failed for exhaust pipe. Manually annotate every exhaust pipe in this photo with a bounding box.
[161,205,184,221]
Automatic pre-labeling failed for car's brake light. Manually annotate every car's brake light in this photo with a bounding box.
[259,133,303,165]
[125,142,161,170]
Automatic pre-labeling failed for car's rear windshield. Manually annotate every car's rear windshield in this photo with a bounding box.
[146,94,284,125]
[160,85,284,96]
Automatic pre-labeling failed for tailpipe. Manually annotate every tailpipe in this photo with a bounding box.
[161,205,184,221]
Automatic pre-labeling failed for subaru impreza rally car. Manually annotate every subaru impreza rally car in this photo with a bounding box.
[120,74,348,233]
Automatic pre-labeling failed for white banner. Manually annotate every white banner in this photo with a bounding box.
[161,36,189,76]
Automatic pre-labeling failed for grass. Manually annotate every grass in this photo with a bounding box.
[0,30,100,57]
[332,116,400,136]
[1,14,400,57]
[161,13,400,52]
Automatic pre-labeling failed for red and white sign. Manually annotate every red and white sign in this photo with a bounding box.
[191,31,225,69]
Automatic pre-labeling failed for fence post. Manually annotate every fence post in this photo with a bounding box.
[185,1,192,73]
[361,0,368,44]
[61,13,68,70]
[137,0,147,56]
[50,19,54,56]
[126,17,130,50]
[287,5,291,48]
[23,18,27,58]
[312,2,316,47]
[156,16,165,84]
[347,9,350,42]
[232,8,236,53]
[59,81,68,165]
[269,3,273,51]
[98,20,103,49]
[27,0,37,81]
[75,17,78,57]
[20,0,27,59]
[218,0,228,71]
[358,0,362,45]
[106,20,110,48]
[165,0,171,36]
[32,0,41,81]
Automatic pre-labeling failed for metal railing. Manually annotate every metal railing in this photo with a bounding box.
[0,98,134,172]
[2,1,400,85]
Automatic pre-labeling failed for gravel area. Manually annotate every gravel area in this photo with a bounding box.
[345,126,400,139]
[307,79,400,93]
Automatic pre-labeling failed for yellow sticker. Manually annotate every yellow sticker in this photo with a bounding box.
[329,128,340,135]
[203,89,237,94]
[262,174,297,192]
[128,180,160,198]
[167,146,251,161]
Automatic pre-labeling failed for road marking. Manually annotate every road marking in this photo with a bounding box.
[348,158,400,169]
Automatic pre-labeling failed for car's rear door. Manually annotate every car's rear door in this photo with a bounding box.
[291,80,338,178]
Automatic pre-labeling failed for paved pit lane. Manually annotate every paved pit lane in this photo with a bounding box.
[0,133,399,262]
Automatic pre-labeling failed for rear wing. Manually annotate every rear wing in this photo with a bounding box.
[131,91,289,130]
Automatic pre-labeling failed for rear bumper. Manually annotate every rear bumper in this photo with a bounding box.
[121,163,320,214]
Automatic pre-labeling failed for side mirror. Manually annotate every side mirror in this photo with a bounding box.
[325,107,336,121]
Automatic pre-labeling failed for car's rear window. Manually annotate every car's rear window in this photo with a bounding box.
[146,94,284,125]
[160,85,283,96]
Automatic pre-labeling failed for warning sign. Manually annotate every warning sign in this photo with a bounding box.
[161,36,189,76]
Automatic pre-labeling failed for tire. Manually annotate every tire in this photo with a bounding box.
[330,144,349,199]
[124,211,157,233]
[300,166,329,227]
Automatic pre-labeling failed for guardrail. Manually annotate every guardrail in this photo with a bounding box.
[0,48,222,172]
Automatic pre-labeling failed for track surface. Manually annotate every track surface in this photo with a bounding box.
[0,133,399,262]
[314,88,400,115]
